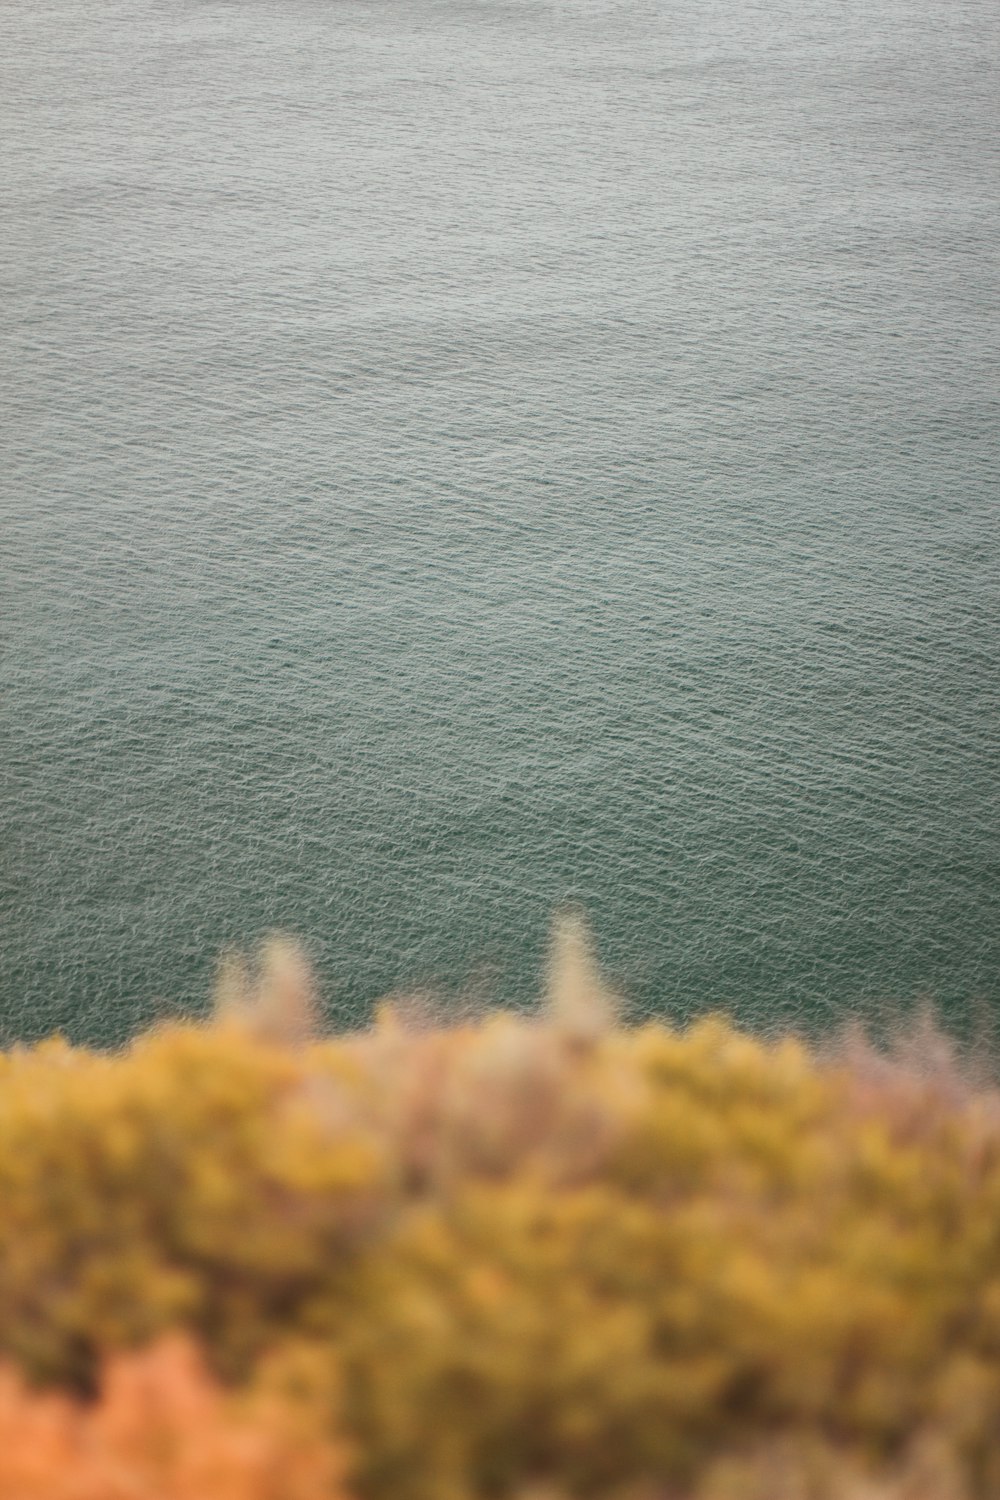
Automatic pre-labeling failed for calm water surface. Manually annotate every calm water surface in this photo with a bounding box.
[2,0,998,1042]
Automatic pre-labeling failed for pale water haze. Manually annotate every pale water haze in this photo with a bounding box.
[2,0,998,1043]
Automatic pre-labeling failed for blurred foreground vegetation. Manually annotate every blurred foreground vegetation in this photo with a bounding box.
[2,922,1000,1498]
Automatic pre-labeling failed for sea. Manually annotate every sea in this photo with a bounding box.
[2,0,998,1044]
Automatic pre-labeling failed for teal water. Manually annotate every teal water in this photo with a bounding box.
[2,0,998,1044]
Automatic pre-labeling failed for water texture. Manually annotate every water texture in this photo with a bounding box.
[2,0,998,1043]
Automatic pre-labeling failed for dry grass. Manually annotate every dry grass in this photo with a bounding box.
[214,937,320,1048]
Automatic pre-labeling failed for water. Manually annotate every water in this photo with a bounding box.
[2,0,998,1045]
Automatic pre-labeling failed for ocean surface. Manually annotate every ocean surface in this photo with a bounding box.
[2,0,998,1045]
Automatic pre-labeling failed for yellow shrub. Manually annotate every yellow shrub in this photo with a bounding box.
[0,1024,390,1383]
[2,969,1000,1498]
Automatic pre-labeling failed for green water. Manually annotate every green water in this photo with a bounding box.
[2,0,998,1043]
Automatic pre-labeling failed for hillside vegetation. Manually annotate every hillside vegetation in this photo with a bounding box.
[1,922,999,1498]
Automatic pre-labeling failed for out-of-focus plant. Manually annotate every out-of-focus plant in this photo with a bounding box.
[0,1333,349,1500]
[1,927,1000,1498]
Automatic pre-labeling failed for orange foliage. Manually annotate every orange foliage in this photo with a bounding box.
[0,1335,351,1500]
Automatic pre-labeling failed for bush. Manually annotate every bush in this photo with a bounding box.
[2,930,1000,1497]
[0,1334,348,1500]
